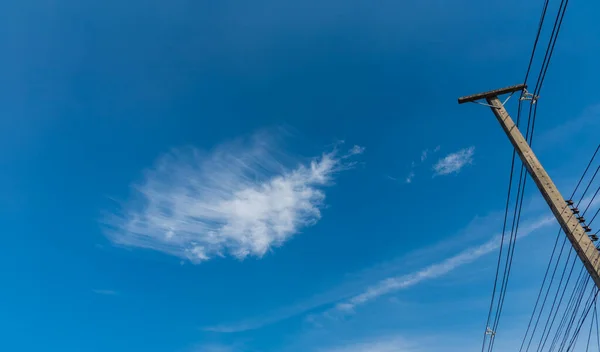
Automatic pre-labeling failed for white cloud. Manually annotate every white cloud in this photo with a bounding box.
[399,147,441,184]
[433,146,475,176]
[105,133,363,263]
[348,145,366,156]
[325,215,553,315]
[403,161,416,183]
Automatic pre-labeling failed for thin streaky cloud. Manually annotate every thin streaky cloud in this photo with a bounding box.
[326,215,553,316]
[433,146,475,176]
[203,279,359,333]
[105,132,364,263]
[203,211,554,333]
[402,146,441,184]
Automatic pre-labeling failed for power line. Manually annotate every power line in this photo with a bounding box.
[480,150,518,352]
[478,0,579,347]
[528,0,571,146]
[550,275,591,352]
[519,145,600,352]
[540,186,600,352]
[594,302,599,352]
[509,3,576,345]
[570,145,600,200]
[523,0,551,83]
[585,300,594,352]
[539,253,583,352]
[563,288,598,352]
[485,99,537,352]
[542,188,600,352]
[531,0,570,97]
[481,100,530,352]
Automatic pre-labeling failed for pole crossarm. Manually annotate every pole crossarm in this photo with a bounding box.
[458,86,600,290]
[457,84,527,104]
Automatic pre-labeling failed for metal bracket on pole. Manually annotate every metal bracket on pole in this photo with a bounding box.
[519,89,538,104]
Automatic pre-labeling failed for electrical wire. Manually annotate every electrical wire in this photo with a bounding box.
[528,0,570,146]
[519,145,600,352]
[484,97,536,352]
[494,0,576,342]
[523,0,551,83]
[542,186,600,352]
[539,186,600,352]
[482,0,580,347]
[563,288,598,352]
[480,98,530,352]
[585,301,594,352]
[594,302,599,351]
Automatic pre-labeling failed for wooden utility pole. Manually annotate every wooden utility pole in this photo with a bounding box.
[458,85,600,289]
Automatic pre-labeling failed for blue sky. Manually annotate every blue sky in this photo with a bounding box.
[1,0,599,351]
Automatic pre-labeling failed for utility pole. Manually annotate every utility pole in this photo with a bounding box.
[458,84,600,289]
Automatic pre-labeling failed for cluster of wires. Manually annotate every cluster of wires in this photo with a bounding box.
[481,0,576,351]
[518,145,600,352]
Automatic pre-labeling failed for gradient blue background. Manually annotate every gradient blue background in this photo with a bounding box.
[1,0,599,351]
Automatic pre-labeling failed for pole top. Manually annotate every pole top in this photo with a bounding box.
[458,84,527,104]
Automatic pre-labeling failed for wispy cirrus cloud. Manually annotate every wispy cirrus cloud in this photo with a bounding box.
[433,146,475,176]
[105,132,364,263]
[405,170,415,184]
[323,214,552,317]
[393,146,442,184]
[420,145,440,162]
[203,207,555,333]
